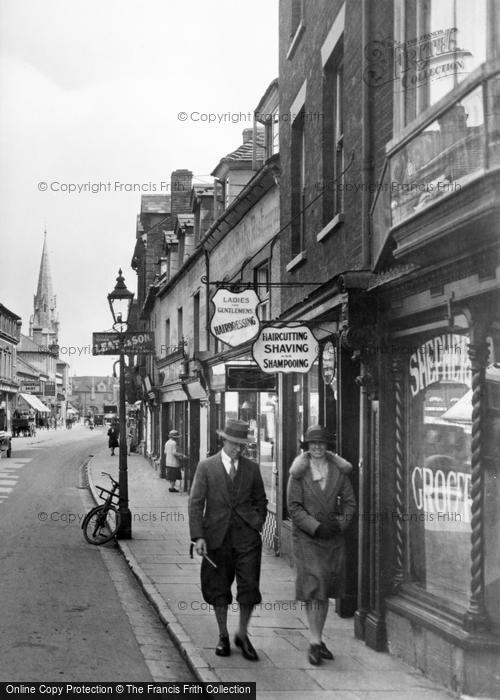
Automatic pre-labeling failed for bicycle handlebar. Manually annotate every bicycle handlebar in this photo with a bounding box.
[101,471,119,486]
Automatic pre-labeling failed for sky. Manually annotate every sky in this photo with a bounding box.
[0,0,279,376]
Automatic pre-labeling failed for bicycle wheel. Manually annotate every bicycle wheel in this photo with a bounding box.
[82,505,121,545]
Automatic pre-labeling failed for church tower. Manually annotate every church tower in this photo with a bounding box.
[29,230,59,348]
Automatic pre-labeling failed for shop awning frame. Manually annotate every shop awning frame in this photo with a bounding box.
[19,393,51,413]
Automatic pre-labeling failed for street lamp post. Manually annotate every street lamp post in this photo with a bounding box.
[108,268,134,539]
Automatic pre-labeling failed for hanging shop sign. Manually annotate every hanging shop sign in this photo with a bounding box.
[209,288,261,347]
[252,325,319,374]
[92,331,155,356]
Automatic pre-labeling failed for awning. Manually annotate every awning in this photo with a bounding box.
[19,393,51,413]
[66,403,79,414]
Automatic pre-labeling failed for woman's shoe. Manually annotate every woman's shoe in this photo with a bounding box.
[319,641,334,659]
[308,643,322,665]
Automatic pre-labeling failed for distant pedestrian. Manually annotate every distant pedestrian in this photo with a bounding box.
[107,421,119,456]
[287,424,356,666]
[163,429,186,492]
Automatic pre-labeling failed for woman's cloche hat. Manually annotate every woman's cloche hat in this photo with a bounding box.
[217,418,251,444]
[300,424,334,448]
[168,429,180,438]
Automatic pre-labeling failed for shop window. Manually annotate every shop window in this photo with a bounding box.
[397,0,487,128]
[390,86,485,226]
[224,389,278,506]
[484,329,500,625]
[407,332,472,606]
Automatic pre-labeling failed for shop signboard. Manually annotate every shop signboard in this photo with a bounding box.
[20,381,41,394]
[210,288,260,347]
[225,365,276,391]
[252,325,319,374]
[92,331,155,356]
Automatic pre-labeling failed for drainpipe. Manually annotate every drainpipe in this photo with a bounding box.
[361,0,372,268]
[355,0,372,641]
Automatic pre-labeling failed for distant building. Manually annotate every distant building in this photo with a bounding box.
[0,303,21,445]
[69,376,119,416]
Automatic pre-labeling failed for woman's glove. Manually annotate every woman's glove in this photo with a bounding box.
[315,520,341,539]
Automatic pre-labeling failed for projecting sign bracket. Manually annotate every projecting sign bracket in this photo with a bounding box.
[202,277,327,288]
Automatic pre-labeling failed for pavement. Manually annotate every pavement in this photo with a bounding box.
[87,444,458,699]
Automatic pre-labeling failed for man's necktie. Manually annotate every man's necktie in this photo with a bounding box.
[229,458,236,481]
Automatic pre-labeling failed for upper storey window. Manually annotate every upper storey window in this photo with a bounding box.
[396,0,487,127]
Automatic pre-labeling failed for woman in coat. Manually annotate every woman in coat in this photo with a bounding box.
[107,421,119,456]
[287,424,356,665]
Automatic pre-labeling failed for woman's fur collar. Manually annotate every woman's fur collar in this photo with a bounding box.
[289,450,352,479]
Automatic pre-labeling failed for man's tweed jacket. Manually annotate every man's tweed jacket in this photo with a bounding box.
[189,451,268,550]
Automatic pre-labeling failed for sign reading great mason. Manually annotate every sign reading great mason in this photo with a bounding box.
[252,325,319,374]
[92,331,155,356]
[210,288,260,347]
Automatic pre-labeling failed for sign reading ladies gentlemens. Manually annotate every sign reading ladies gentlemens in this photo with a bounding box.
[253,325,319,374]
[210,289,260,347]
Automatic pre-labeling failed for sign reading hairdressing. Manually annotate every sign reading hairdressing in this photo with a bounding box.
[252,325,319,374]
[210,289,260,347]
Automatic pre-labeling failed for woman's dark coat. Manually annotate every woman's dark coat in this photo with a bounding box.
[287,451,356,601]
[107,427,119,448]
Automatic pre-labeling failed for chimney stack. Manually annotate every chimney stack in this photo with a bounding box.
[170,169,193,222]
[242,128,254,143]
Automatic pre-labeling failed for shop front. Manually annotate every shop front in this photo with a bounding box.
[368,274,500,695]
[208,356,280,552]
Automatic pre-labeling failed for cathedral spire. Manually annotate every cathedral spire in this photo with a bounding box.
[31,230,58,346]
[36,228,54,302]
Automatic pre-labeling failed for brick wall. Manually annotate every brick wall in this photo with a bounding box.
[278,0,393,309]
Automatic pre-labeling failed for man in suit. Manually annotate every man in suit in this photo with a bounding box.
[189,418,268,661]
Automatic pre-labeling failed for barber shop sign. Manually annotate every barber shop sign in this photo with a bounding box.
[253,325,319,374]
[210,288,261,347]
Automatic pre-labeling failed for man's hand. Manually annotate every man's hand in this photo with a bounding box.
[195,538,207,556]
[315,519,341,539]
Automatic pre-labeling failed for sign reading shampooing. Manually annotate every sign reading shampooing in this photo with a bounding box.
[210,289,260,348]
[252,325,319,374]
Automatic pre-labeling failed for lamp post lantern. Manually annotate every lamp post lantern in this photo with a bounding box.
[108,269,134,539]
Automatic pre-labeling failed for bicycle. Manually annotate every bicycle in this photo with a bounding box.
[82,471,121,545]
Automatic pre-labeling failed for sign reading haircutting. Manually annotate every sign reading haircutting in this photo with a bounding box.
[210,288,260,347]
[252,325,319,374]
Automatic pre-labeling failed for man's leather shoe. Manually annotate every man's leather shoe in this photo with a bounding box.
[308,643,322,665]
[215,635,230,656]
[319,641,334,660]
[234,634,259,661]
